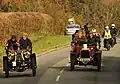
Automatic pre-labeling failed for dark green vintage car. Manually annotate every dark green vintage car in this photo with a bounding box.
[3,46,37,78]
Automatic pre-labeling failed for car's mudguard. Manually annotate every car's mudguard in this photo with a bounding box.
[70,52,76,56]
[95,50,102,55]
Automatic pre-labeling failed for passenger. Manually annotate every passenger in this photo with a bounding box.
[91,28,101,49]
[96,33,101,49]
[87,32,96,46]
[19,33,32,52]
[19,33,32,64]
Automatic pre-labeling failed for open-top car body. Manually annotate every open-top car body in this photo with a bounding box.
[70,42,102,71]
[3,46,37,78]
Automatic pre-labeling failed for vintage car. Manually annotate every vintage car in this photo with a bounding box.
[3,46,37,78]
[70,42,102,71]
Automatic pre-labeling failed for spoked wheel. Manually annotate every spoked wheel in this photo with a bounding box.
[106,44,110,51]
[97,54,101,71]
[3,56,9,78]
[30,53,37,77]
[70,53,75,71]
[32,68,36,77]
[70,61,75,71]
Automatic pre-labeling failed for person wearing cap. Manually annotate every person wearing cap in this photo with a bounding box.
[110,24,117,44]
[5,35,19,68]
[6,35,19,51]
[19,33,32,52]
[91,28,101,49]
[102,26,112,48]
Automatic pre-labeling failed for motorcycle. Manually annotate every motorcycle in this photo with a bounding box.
[104,39,111,51]
[111,34,116,47]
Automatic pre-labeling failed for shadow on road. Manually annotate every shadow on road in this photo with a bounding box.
[50,56,120,73]
[0,72,32,78]
[49,66,65,70]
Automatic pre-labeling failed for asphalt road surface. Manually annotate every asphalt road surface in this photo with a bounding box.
[0,39,120,84]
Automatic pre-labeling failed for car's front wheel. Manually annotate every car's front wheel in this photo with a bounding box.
[30,53,37,77]
[3,56,9,78]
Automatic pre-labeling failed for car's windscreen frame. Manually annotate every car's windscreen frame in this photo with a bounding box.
[67,25,80,29]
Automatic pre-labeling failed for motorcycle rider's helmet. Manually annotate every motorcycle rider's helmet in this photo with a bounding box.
[111,24,115,27]
[92,28,96,33]
[105,26,109,30]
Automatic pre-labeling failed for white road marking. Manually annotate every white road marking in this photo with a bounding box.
[101,63,104,66]
[60,69,64,74]
[66,63,69,66]
[55,63,69,84]
[56,75,60,82]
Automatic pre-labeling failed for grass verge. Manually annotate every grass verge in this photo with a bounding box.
[31,35,71,54]
[0,35,71,71]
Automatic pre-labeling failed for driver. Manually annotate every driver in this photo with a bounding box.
[5,35,19,68]
[6,35,19,53]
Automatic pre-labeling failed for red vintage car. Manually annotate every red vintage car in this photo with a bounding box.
[70,42,102,71]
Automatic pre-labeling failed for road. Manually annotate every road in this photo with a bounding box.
[0,39,120,84]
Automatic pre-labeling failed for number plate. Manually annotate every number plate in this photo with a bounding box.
[80,58,90,61]
[12,61,16,66]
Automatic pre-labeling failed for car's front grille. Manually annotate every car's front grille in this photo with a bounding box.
[80,50,90,58]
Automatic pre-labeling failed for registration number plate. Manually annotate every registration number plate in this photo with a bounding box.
[80,58,90,61]
[12,61,16,66]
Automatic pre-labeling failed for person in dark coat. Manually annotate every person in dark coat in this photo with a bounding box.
[19,33,32,52]
[72,30,79,40]
[6,35,19,51]
[84,23,89,37]
[5,35,19,68]
[110,24,117,44]
[87,32,97,46]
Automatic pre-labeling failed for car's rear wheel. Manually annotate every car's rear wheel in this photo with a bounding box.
[30,53,37,77]
[106,44,110,51]
[3,56,9,78]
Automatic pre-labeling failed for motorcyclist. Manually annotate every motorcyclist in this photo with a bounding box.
[110,24,117,44]
[102,26,112,48]
[19,33,32,52]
